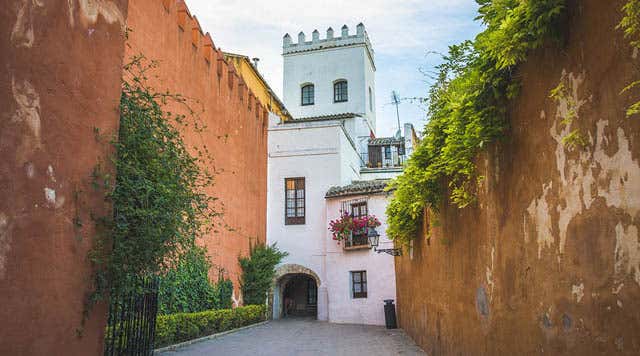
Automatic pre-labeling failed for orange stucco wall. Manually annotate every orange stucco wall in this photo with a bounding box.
[125,0,268,302]
[394,0,640,354]
[0,1,128,355]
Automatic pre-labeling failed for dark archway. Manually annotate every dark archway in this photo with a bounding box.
[268,264,321,320]
[281,274,317,318]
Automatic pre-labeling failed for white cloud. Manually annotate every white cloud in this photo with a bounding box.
[184,0,482,136]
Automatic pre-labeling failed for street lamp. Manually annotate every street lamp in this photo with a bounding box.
[367,227,402,256]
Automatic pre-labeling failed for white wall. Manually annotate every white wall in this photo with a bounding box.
[282,30,376,144]
[360,168,404,181]
[324,194,396,325]
[268,23,399,326]
[267,119,364,320]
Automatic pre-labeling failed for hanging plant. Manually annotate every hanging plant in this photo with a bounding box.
[329,213,381,243]
[329,212,354,243]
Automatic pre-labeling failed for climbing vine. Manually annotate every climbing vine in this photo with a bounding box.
[618,0,640,117]
[386,0,566,244]
[549,79,588,151]
[89,55,222,301]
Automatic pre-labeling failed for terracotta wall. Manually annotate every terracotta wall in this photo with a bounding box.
[125,0,268,303]
[0,1,128,355]
[395,0,640,355]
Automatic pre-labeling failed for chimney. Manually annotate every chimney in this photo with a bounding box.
[252,57,260,68]
[341,25,349,38]
[298,31,306,44]
[356,23,365,37]
[312,29,320,42]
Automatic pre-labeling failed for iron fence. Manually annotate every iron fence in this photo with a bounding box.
[104,277,159,356]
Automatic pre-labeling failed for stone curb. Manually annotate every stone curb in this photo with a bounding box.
[154,320,270,354]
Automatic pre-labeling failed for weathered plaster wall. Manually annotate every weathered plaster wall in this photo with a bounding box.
[395,0,640,354]
[0,0,128,354]
[125,0,268,304]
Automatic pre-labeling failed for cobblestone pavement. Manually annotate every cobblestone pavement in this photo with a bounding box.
[158,317,426,356]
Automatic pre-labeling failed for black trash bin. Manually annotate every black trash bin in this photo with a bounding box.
[384,299,397,329]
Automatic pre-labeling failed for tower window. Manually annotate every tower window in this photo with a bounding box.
[369,87,373,111]
[334,80,348,103]
[301,84,314,106]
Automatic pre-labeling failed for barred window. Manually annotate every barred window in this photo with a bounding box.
[350,201,368,218]
[301,84,314,106]
[334,80,348,102]
[285,178,305,225]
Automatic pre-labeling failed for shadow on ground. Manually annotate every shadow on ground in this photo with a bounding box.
[157,317,426,355]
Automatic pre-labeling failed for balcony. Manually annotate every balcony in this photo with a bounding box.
[343,231,371,250]
[361,138,407,168]
[360,152,406,168]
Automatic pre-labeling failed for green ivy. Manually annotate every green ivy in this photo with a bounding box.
[157,246,233,315]
[89,55,222,301]
[239,244,288,305]
[386,0,565,244]
[618,0,640,117]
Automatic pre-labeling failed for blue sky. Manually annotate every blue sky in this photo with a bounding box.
[187,0,484,137]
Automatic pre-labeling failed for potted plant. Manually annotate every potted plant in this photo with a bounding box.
[329,213,381,245]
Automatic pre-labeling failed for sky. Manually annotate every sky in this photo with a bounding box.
[186,0,484,137]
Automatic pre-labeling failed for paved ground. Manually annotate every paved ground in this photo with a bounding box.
[158,317,426,356]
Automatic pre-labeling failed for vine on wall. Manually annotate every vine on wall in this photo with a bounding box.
[89,55,222,303]
[386,0,566,244]
[618,0,640,117]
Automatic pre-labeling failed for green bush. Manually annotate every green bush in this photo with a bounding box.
[239,244,287,305]
[158,246,233,314]
[154,305,266,348]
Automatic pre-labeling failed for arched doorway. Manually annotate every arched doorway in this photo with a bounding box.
[281,274,317,317]
[269,264,321,320]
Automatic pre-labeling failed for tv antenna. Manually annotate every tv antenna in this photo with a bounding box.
[391,91,402,138]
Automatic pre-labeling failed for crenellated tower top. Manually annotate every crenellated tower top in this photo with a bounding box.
[282,23,374,65]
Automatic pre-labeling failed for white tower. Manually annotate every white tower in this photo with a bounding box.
[282,23,376,149]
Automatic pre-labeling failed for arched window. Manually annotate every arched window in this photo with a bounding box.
[301,84,314,106]
[334,80,348,102]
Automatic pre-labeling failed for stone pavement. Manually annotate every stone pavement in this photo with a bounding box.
[157,317,426,356]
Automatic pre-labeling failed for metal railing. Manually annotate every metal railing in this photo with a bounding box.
[359,152,406,168]
[343,231,370,248]
[104,277,159,356]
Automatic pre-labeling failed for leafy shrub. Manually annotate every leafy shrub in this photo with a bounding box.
[239,244,287,305]
[158,246,233,314]
[154,305,266,347]
[386,0,566,244]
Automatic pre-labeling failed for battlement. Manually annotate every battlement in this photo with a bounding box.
[283,23,374,60]
[151,0,269,122]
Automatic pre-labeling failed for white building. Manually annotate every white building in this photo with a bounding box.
[267,24,417,325]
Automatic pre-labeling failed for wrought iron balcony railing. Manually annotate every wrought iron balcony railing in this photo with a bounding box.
[360,152,406,168]
[343,232,370,250]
